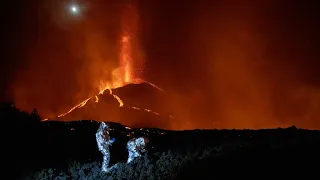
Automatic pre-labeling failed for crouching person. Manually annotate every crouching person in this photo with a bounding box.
[126,137,149,164]
[96,122,115,172]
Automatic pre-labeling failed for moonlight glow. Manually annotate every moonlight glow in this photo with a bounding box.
[69,4,79,15]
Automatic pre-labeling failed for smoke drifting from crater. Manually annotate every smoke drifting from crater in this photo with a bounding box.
[139,1,320,129]
[5,1,320,129]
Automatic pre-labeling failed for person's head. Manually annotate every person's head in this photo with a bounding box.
[100,122,110,129]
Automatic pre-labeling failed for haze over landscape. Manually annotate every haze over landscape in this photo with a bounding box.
[2,0,320,130]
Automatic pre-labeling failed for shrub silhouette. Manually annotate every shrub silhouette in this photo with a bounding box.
[25,147,219,180]
[3,102,320,179]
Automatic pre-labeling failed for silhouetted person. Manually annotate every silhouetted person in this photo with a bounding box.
[96,122,115,172]
[126,137,149,164]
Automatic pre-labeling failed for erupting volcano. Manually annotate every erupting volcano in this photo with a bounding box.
[40,3,171,128]
[46,34,163,121]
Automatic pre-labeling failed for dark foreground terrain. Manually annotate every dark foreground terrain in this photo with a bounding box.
[2,103,320,179]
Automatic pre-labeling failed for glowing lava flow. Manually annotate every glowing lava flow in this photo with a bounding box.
[53,82,125,120]
[132,78,164,92]
[40,80,167,122]
[57,97,91,118]
[47,78,165,121]
[97,86,124,107]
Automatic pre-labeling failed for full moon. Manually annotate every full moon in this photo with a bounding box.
[69,4,79,14]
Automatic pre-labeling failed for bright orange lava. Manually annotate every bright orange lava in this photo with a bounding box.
[42,33,166,122]
[121,35,132,83]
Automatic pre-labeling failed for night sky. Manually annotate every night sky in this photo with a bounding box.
[1,0,320,129]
